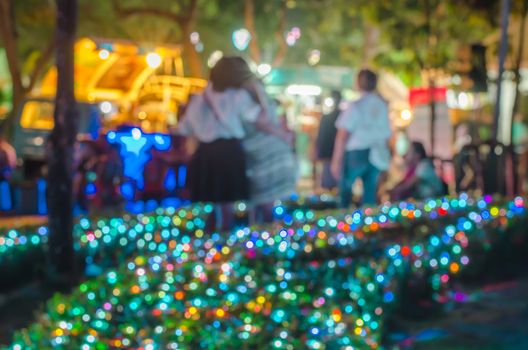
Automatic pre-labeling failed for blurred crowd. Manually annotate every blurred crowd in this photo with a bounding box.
[1,56,526,232]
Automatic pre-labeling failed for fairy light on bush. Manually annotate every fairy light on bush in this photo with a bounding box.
[2,195,526,349]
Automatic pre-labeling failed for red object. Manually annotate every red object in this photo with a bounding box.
[409,86,447,107]
[401,246,411,257]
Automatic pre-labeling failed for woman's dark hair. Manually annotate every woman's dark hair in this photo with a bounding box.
[357,69,377,92]
[330,90,342,104]
[210,56,255,92]
[410,141,427,160]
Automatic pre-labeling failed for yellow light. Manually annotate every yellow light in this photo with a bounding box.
[216,309,226,318]
[77,38,96,51]
[146,52,162,68]
[57,303,66,314]
[256,296,266,304]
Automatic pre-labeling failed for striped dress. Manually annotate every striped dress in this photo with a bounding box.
[242,100,297,205]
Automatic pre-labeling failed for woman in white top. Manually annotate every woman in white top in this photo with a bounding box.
[178,57,290,230]
[331,69,392,207]
[177,57,261,230]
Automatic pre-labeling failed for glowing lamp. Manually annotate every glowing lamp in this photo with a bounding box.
[131,128,142,140]
[98,49,110,60]
[99,101,113,114]
[286,84,322,96]
[208,51,223,68]
[190,32,200,45]
[257,63,272,76]
[308,50,321,66]
[324,97,335,108]
[232,28,251,51]
[291,27,301,39]
[146,53,162,69]
[286,34,296,47]
[400,109,412,121]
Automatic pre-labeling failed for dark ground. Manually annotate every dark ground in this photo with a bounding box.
[389,278,528,350]
[0,282,55,344]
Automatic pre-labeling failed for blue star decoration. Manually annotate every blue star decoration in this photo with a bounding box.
[107,127,171,199]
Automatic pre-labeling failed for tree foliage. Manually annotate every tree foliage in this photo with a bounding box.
[0,0,519,94]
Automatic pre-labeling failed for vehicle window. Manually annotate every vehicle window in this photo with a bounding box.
[20,101,54,130]
[20,101,99,133]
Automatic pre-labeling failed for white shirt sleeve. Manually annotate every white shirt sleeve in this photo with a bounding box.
[380,104,392,139]
[176,100,197,137]
[236,89,262,123]
[335,103,358,133]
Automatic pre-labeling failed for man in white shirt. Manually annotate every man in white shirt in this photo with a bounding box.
[331,69,392,207]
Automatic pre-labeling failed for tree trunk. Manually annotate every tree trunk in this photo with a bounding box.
[511,1,527,129]
[47,0,78,279]
[181,23,203,78]
[272,3,288,67]
[509,1,527,194]
[0,0,25,126]
[244,0,261,64]
[10,81,25,116]
[361,24,378,66]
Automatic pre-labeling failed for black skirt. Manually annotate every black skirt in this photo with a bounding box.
[189,139,249,203]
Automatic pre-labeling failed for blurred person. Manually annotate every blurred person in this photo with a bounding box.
[74,136,122,212]
[143,146,169,201]
[177,56,292,231]
[331,69,391,207]
[242,75,297,224]
[0,132,16,211]
[0,133,16,177]
[93,135,123,211]
[156,134,192,198]
[315,90,342,190]
[390,141,444,201]
[73,140,99,211]
[453,123,481,193]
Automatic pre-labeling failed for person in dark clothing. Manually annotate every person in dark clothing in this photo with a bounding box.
[0,133,16,211]
[316,90,342,190]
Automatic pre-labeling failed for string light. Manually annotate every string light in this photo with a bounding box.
[2,195,526,349]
